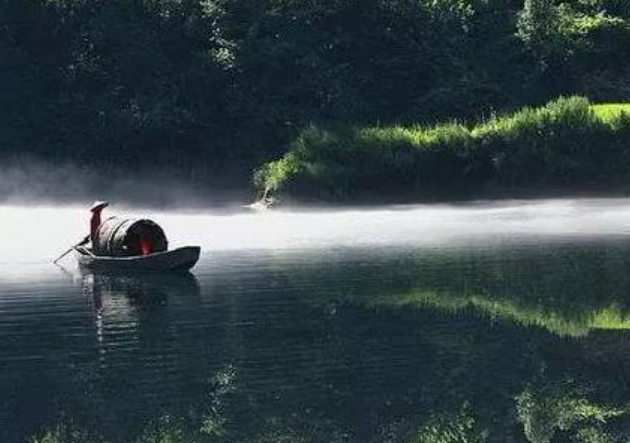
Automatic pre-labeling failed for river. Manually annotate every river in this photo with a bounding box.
[2,199,630,443]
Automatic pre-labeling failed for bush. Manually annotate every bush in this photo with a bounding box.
[255,97,630,202]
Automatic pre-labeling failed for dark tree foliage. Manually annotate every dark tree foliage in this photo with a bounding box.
[0,0,629,189]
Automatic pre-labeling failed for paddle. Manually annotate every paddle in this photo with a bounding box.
[53,235,90,264]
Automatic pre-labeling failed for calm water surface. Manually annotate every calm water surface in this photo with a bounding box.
[3,199,630,442]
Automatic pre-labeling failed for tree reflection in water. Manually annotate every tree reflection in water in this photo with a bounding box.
[25,241,630,443]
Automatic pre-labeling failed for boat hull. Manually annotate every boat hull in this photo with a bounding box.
[75,246,201,272]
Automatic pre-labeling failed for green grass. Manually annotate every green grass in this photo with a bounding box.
[255,97,630,202]
[593,103,630,122]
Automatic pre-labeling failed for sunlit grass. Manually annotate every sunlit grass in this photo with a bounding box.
[256,97,630,202]
[592,103,630,122]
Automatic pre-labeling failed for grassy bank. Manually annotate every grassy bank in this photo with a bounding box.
[255,97,630,203]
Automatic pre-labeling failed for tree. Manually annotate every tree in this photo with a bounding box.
[516,0,577,67]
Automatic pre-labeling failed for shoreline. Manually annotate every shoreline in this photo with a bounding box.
[258,185,630,209]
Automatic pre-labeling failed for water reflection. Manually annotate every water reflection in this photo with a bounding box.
[78,271,200,358]
[82,271,200,317]
[7,240,630,443]
[266,239,630,337]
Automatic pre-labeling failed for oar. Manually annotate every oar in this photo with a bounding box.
[53,236,89,264]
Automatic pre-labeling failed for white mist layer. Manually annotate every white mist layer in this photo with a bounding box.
[1,198,629,265]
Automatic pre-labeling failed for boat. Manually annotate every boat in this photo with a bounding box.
[74,245,201,272]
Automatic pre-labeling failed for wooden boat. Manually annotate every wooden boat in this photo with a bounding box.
[74,245,201,272]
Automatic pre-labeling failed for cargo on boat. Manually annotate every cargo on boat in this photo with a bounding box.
[93,217,168,257]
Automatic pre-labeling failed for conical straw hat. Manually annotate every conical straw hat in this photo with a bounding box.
[90,201,109,212]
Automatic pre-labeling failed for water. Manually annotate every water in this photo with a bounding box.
[3,199,630,442]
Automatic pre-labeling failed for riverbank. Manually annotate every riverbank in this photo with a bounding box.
[255,97,630,205]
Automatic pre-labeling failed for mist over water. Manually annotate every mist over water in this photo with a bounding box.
[1,197,629,284]
[2,197,630,261]
[0,162,250,209]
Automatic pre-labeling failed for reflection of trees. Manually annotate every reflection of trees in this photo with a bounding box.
[45,271,206,443]
[171,272,537,443]
[411,404,488,443]
[273,241,630,337]
[247,244,630,441]
[30,424,98,443]
[22,242,630,443]
[369,288,630,337]
[516,374,626,443]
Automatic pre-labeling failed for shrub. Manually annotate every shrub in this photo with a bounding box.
[255,97,630,202]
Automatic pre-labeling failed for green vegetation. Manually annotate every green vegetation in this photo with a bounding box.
[256,97,630,202]
[593,104,630,121]
[2,0,630,199]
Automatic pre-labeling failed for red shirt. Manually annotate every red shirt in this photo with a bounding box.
[90,210,103,241]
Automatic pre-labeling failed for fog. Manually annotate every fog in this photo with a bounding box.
[0,161,249,209]
[3,198,630,267]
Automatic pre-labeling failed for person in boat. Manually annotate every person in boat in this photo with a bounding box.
[90,201,109,242]
[79,201,109,247]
